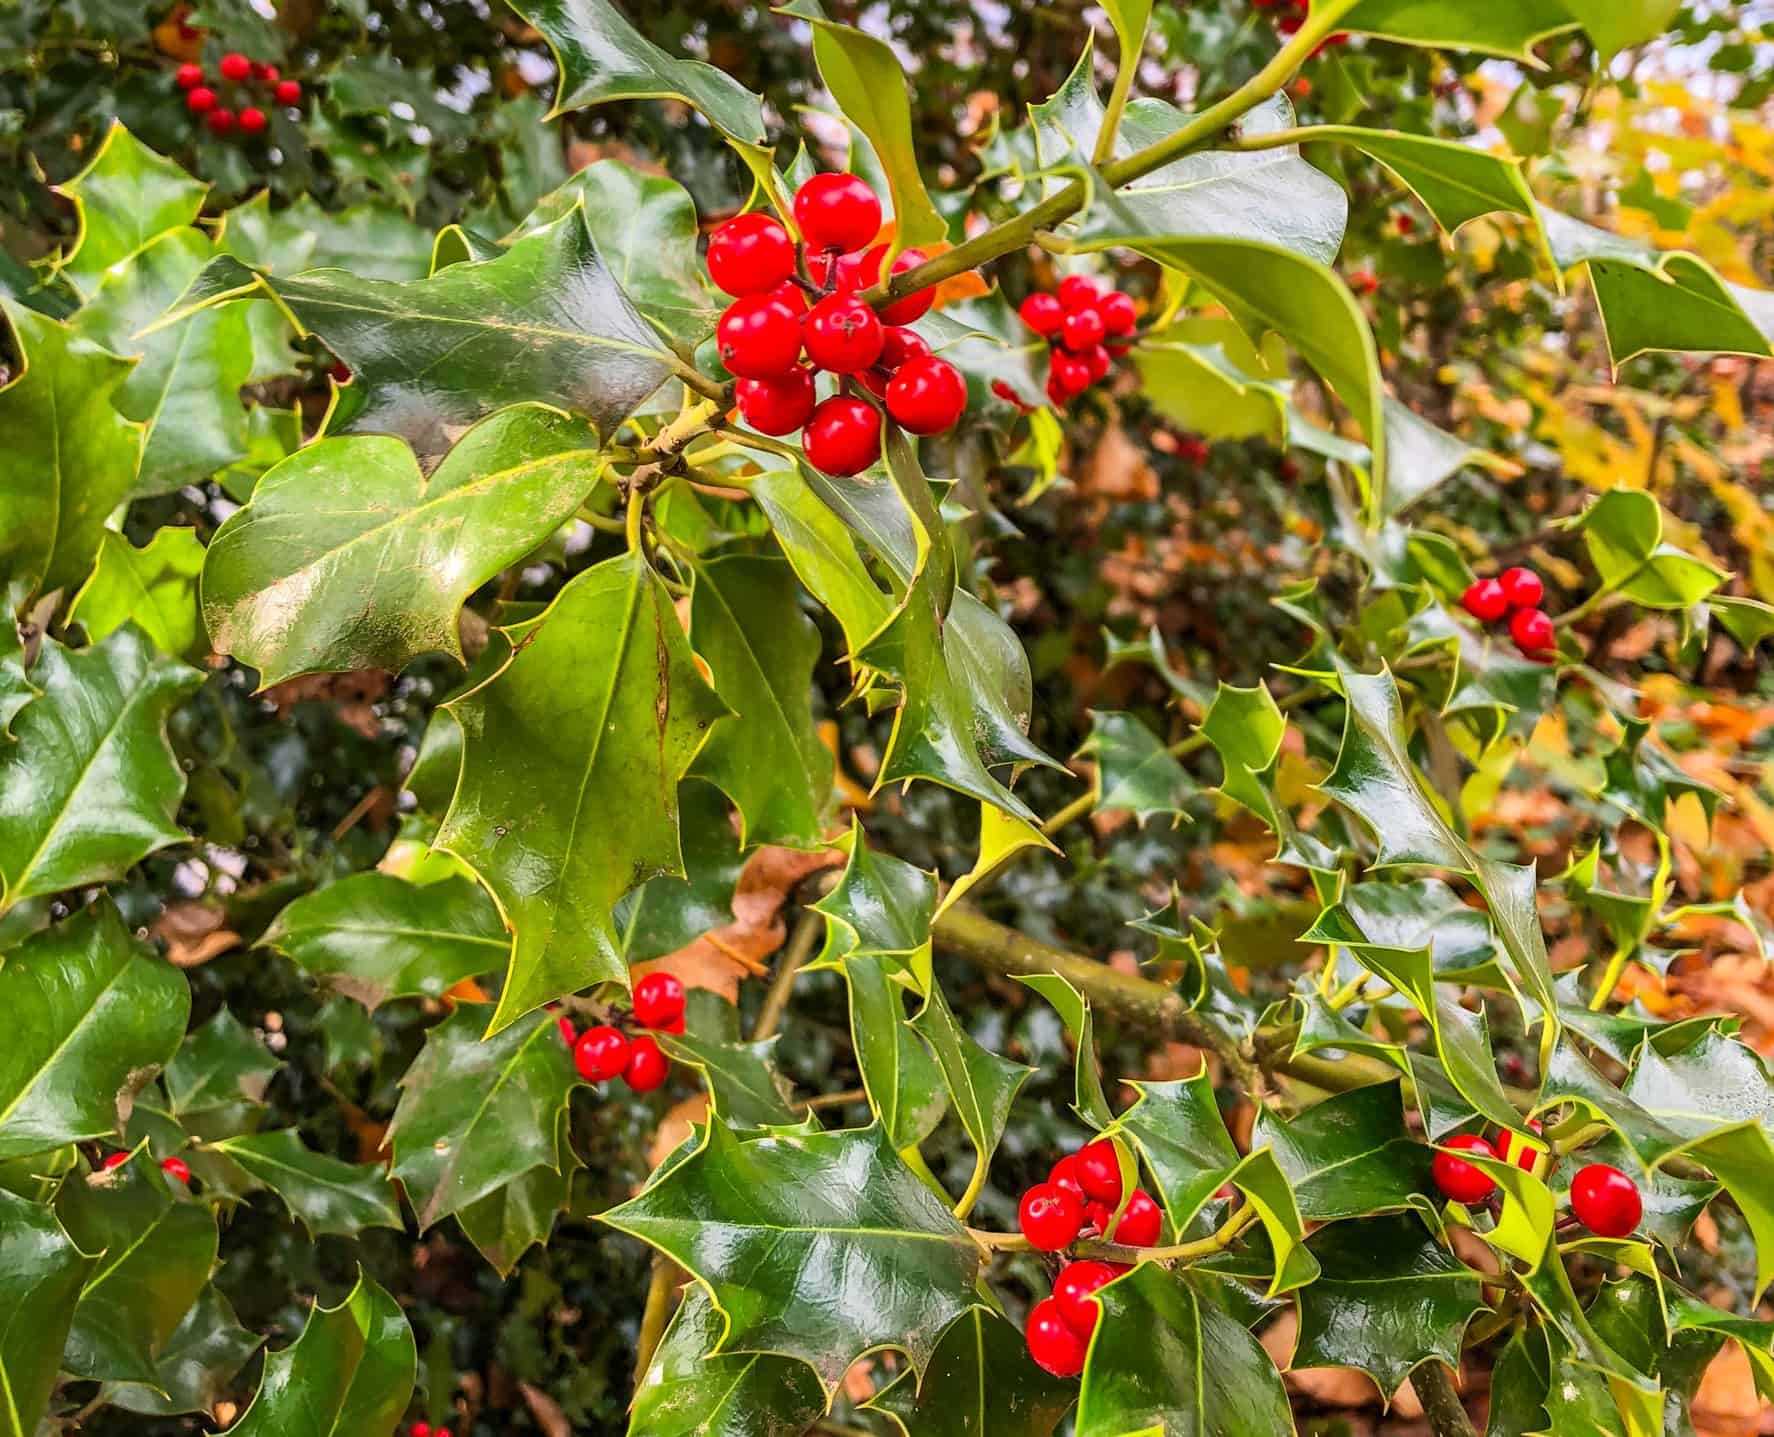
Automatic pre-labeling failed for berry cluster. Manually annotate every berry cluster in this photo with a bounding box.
[1433,1135,1643,1238]
[408,1423,452,1437]
[1252,0,1352,48]
[176,51,301,139]
[1461,565,1555,660]
[561,972,684,1095]
[1017,1138,1163,1378]
[100,1150,190,1184]
[708,174,967,476]
[1016,278,1138,407]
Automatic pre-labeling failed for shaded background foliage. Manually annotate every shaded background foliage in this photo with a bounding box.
[4,0,1774,1434]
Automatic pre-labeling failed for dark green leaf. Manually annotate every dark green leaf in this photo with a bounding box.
[615,780,745,962]
[163,1008,280,1117]
[0,1187,97,1435]
[1016,973,1113,1128]
[1079,710,1193,824]
[1253,1081,1432,1221]
[837,954,946,1148]
[207,1130,402,1238]
[866,1306,1074,1437]
[455,1109,576,1276]
[101,1285,261,1417]
[909,980,1035,1207]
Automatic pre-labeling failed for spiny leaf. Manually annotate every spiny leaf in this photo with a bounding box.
[99,1285,261,1419]
[162,1008,281,1117]
[69,528,207,660]
[836,954,947,1148]
[207,1131,402,1239]
[0,1187,98,1436]
[55,121,206,299]
[1079,710,1193,824]
[865,1306,1074,1437]
[1253,1081,1433,1222]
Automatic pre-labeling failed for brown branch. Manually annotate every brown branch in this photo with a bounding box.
[1412,1360,1478,1437]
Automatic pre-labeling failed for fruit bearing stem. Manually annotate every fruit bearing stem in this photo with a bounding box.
[1080,1200,1259,1264]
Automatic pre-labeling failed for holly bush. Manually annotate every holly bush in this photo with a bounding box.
[5,1,1774,1435]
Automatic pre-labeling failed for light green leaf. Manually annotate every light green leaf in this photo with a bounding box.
[1305,126,1537,235]
[227,1272,415,1437]
[1341,0,1578,60]
[435,550,730,1031]
[603,1122,982,1395]
[615,780,745,962]
[0,615,34,738]
[751,465,893,662]
[56,122,206,299]
[812,821,937,989]
[1573,488,1728,611]
[203,404,599,686]
[0,1187,97,1437]
[207,1131,402,1238]
[0,904,190,1160]
[1561,0,1682,60]
[1079,710,1193,824]
[662,996,801,1127]
[260,872,510,1010]
[1016,972,1113,1128]
[70,528,207,659]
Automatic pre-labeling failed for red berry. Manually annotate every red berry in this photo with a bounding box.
[100,1151,130,1171]
[707,212,797,298]
[886,355,966,435]
[878,326,930,372]
[160,1156,191,1184]
[718,295,803,379]
[220,52,251,82]
[412,1424,432,1437]
[1049,350,1091,399]
[1046,374,1070,407]
[1079,343,1111,384]
[239,107,267,135]
[1053,1260,1121,1339]
[1397,212,1417,235]
[1019,293,1065,337]
[1049,1154,1086,1204]
[875,248,936,325]
[1057,275,1103,312]
[255,62,280,83]
[1075,1138,1123,1204]
[1178,436,1211,467]
[1350,269,1379,295]
[632,972,686,1030]
[736,368,817,436]
[624,1036,670,1093]
[793,173,882,254]
[436,1429,452,1437]
[175,63,204,90]
[330,360,352,384]
[1279,456,1302,481]
[1018,1182,1084,1251]
[1571,1163,1642,1238]
[1499,566,1544,609]
[769,280,811,314]
[1026,1297,1087,1378]
[574,1025,630,1083]
[803,294,884,374]
[1082,1198,1112,1234]
[1105,1189,1162,1247]
[206,108,235,135]
[1462,578,1508,623]
[557,1016,577,1048]
[1432,1134,1498,1204]
[186,86,216,114]
[1061,306,1106,352]
[1098,290,1138,335]
[1509,607,1555,658]
[803,396,882,476]
[274,79,302,105]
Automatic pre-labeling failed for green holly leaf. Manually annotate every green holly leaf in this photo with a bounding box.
[55,122,206,299]
[838,953,947,1149]
[1486,1324,1553,1437]
[603,1122,982,1395]
[1624,1030,1774,1139]
[1016,972,1114,1128]
[455,1109,577,1276]
[1200,680,1339,879]
[1254,1081,1433,1222]
[1075,1264,1292,1437]
[1561,1133,1714,1251]
[287,198,435,281]
[0,905,190,1160]
[387,1006,579,1229]
[751,465,894,662]
[615,780,746,962]
[1560,0,1682,59]
[180,211,672,457]
[1342,0,1577,60]
[100,1285,261,1418]
[56,1157,218,1385]
[206,1131,402,1239]
[227,1271,415,1437]
[688,555,830,849]
[1291,1213,1487,1396]
[1336,878,1502,985]
[629,1285,826,1437]
[0,1187,97,1435]
[163,1007,280,1117]
[74,227,254,497]
[1573,489,1728,612]
[69,528,207,660]
[0,628,201,911]
[436,551,729,1030]
[1131,327,1292,445]
[1654,1120,1774,1304]
[916,290,1051,417]
[866,1306,1075,1437]
[1670,1293,1774,1403]
[775,2,947,248]
[516,160,716,347]
[663,993,801,1127]
[203,404,601,686]
[909,980,1035,1209]
[0,299,144,602]
[813,821,938,988]
[0,614,35,738]
[1306,126,1537,235]
[1079,710,1193,824]
[260,872,510,1010]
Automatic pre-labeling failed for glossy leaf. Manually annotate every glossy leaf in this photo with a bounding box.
[203,404,600,685]
[387,1006,579,1229]
[101,1285,261,1418]
[0,905,190,1160]
[227,1272,415,1437]
[208,1130,402,1238]
[0,299,143,601]
[838,954,947,1149]
[1079,709,1193,823]
[1306,126,1537,235]
[1075,1263,1293,1437]
[434,549,729,1030]
[0,616,33,738]
[1341,0,1577,59]
[813,820,938,986]
[689,555,829,849]
[1573,488,1728,611]
[1016,972,1114,1128]
[163,1007,280,1117]
[628,1285,826,1437]
[866,1306,1074,1437]
[260,872,510,1010]
[1253,1081,1433,1222]
[603,1122,982,1393]
[751,465,893,662]
[455,1109,576,1276]
[56,121,206,298]
[663,995,800,1127]
[0,628,201,911]
[69,528,207,660]
[57,1158,218,1385]
[909,980,1035,1203]
[0,1187,97,1437]
[615,780,745,962]
[1291,1213,1486,1396]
